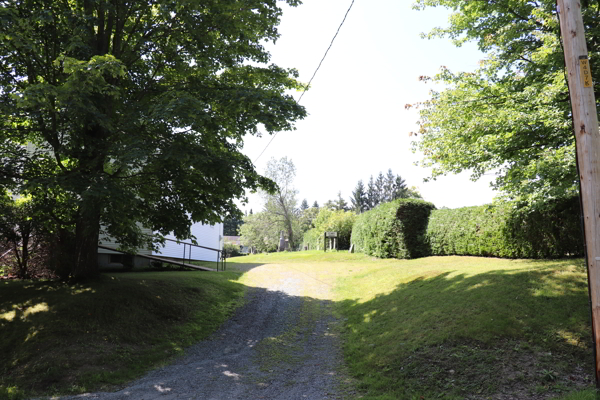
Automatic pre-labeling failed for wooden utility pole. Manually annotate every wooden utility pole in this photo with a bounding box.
[557,0,600,386]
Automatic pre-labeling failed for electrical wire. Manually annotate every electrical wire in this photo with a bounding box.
[253,0,356,163]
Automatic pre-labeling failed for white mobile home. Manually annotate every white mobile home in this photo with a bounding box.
[152,222,223,263]
[98,222,223,267]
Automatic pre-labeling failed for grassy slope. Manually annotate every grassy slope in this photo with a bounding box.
[228,252,595,400]
[0,270,245,399]
[1,251,596,399]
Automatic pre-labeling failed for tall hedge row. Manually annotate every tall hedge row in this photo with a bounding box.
[351,199,436,259]
[351,196,583,260]
[426,204,513,257]
[426,196,583,259]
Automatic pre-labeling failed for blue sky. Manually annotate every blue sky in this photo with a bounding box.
[240,0,498,212]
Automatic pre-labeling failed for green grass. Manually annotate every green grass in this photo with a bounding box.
[0,270,245,399]
[2,251,597,399]
[555,388,599,400]
[228,251,596,399]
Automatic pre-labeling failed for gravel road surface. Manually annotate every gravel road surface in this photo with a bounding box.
[58,264,354,400]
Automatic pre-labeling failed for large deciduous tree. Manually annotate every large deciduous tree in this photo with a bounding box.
[261,157,300,249]
[0,0,306,278]
[410,0,593,203]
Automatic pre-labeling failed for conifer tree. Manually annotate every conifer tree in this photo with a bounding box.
[300,199,309,210]
[366,176,378,210]
[350,180,367,213]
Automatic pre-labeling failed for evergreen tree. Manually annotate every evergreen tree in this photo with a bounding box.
[350,180,367,213]
[223,215,243,236]
[392,175,408,200]
[323,199,336,211]
[366,175,378,210]
[375,173,386,205]
[333,191,349,211]
[312,201,320,209]
[300,199,309,210]
[384,169,396,202]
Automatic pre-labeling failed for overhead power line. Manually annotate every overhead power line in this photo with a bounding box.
[253,0,356,163]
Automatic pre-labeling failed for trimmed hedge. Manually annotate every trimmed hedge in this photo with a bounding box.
[351,199,436,259]
[426,196,583,259]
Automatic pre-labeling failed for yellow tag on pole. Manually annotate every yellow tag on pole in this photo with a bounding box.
[580,57,593,88]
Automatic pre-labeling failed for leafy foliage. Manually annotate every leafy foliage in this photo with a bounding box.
[239,212,279,253]
[302,208,356,250]
[410,0,591,202]
[426,197,583,258]
[223,242,242,258]
[0,194,52,278]
[0,0,306,278]
[298,205,319,234]
[261,157,301,249]
[351,199,435,259]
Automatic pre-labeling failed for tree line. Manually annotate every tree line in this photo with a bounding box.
[235,159,422,253]
[347,169,421,213]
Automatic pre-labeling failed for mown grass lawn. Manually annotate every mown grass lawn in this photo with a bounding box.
[1,251,596,400]
[228,251,596,400]
[0,270,245,399]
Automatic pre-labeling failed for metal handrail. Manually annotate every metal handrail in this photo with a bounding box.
[161,237,225,271]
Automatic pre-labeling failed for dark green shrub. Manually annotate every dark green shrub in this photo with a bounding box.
[505,197,583,258]
[351,199,435,259]
[426,196,583,259]
[223,242,242,257]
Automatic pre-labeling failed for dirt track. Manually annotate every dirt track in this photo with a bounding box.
[59,264,354,400]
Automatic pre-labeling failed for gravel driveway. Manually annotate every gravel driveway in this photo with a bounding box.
[59,264,355,400]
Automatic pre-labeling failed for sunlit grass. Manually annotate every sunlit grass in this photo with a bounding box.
[228,252,595,399]
[3,251,596,399]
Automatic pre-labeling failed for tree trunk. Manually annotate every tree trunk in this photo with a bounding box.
[286,223,294,250]
[72,203,101,279]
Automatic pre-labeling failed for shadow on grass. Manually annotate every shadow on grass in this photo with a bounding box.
[0,275,344,400]
[337,263,595,399]
[2,259,596,400]
[0,271,249,398]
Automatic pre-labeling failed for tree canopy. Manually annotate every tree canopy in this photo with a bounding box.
[0,0,306,278]
[411,0,591,203]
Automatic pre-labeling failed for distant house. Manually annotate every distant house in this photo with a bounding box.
[98,222,224,267]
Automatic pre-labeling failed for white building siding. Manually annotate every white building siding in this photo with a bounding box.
[153,222,223,262]
[98,225,153,256]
